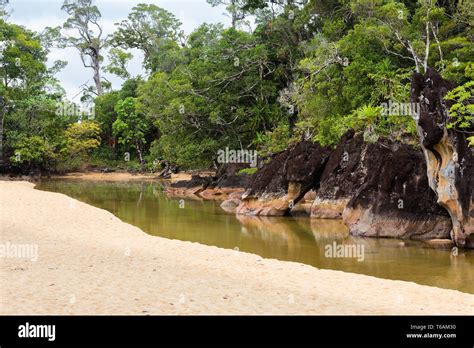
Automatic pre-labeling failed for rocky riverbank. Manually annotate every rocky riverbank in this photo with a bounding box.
[24,70,467,249]
[166,164,249,201]
[412,68,474,248]
[224,131,452,241]
[171,70,472,248]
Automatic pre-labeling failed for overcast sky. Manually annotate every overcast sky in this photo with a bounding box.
[6,0,231,100]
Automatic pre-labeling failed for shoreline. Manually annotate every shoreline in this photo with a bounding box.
[0,171,216,184]
[1,181,473,315]
[41,172,162,182]
[0,171,158,183]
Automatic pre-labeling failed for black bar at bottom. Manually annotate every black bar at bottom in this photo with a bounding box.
[0,316,472,346]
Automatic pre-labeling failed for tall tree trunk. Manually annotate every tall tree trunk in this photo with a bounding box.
[424,18,430,73]
[136,140,144,172]
[0,97,7,166]
[230,0,239,28]
[93,59,103,96]
[0,109,4,165]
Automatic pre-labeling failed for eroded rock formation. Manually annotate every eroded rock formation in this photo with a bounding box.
[236,141,331,216]
[341,139,451,240]
[310,130,364,218]
[216,68,473,244]
[230,130,452,240]
[411,68,474,247]
[166,164,249,201]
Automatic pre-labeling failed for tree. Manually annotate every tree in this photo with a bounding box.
[94,77,143,154]
[104,48,133,79]
[287,0,471,146]
[112,97,148,170]
[138,24,285,167]
[0,96,8,165]
[445,81,474,131]
[94,90,120,149]
[111,4,183,73]
[10,135,56,171]
[0,19,52,167]
[54,0,107,96]
[62,120,101,159]
[349,0,446,74]
[2,0,472,173]
[206,0,248,28]
[0,0,8,18]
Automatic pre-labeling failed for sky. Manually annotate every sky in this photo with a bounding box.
[6,0,231,100]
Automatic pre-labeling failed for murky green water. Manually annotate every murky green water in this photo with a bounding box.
[37,179,474,293]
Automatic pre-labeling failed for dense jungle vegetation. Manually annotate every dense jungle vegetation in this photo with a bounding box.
[0,0,472,173]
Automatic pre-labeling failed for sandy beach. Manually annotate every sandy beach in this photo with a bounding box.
[50,171,215,183]
[0,181,473,315]
[47,172,161,182]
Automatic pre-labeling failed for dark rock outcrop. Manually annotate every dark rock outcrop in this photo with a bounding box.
[236,141,331,216]
[411,68,474,247]
[341,139,452,240]
[157,161,180,179]
[300,130,452,239]
[311,130,365,218]
[173,70,469,244]
[231,130,452,240]
[166,174,213,198]
[166,164,248,201]
[171,175,213,189]
[212,163,251,189]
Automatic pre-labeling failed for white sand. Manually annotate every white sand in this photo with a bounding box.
[0,181,473,315]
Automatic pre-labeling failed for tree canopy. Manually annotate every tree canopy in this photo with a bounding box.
[0,0,472,173]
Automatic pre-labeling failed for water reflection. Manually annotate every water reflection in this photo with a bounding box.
[36,179,474,293]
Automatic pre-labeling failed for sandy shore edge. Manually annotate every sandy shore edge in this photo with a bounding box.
[36,171,215,182]
[1,181,473,315]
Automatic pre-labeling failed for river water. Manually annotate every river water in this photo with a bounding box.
[36,179,474,293]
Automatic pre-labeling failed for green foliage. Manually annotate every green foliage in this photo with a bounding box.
[237,167,258,175]
[10,135,56,168]
[149,135,218,170]
[311,104,418,146]
[468,136,474,147]
[112,97,149,169]
[62,120,101,158]
[94,91,120,144]
[0,19,48,87]
[139,24,285,167]
[111,3,184,73]
[3,0,473,172]
[105,48,133,79]
[445,80,473,131]
[254,123,291,155]
[290,0,468,147]
[113,98,147,146]
[1,19,69,171]
[312,114,351,147]
[59,0,107,95]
